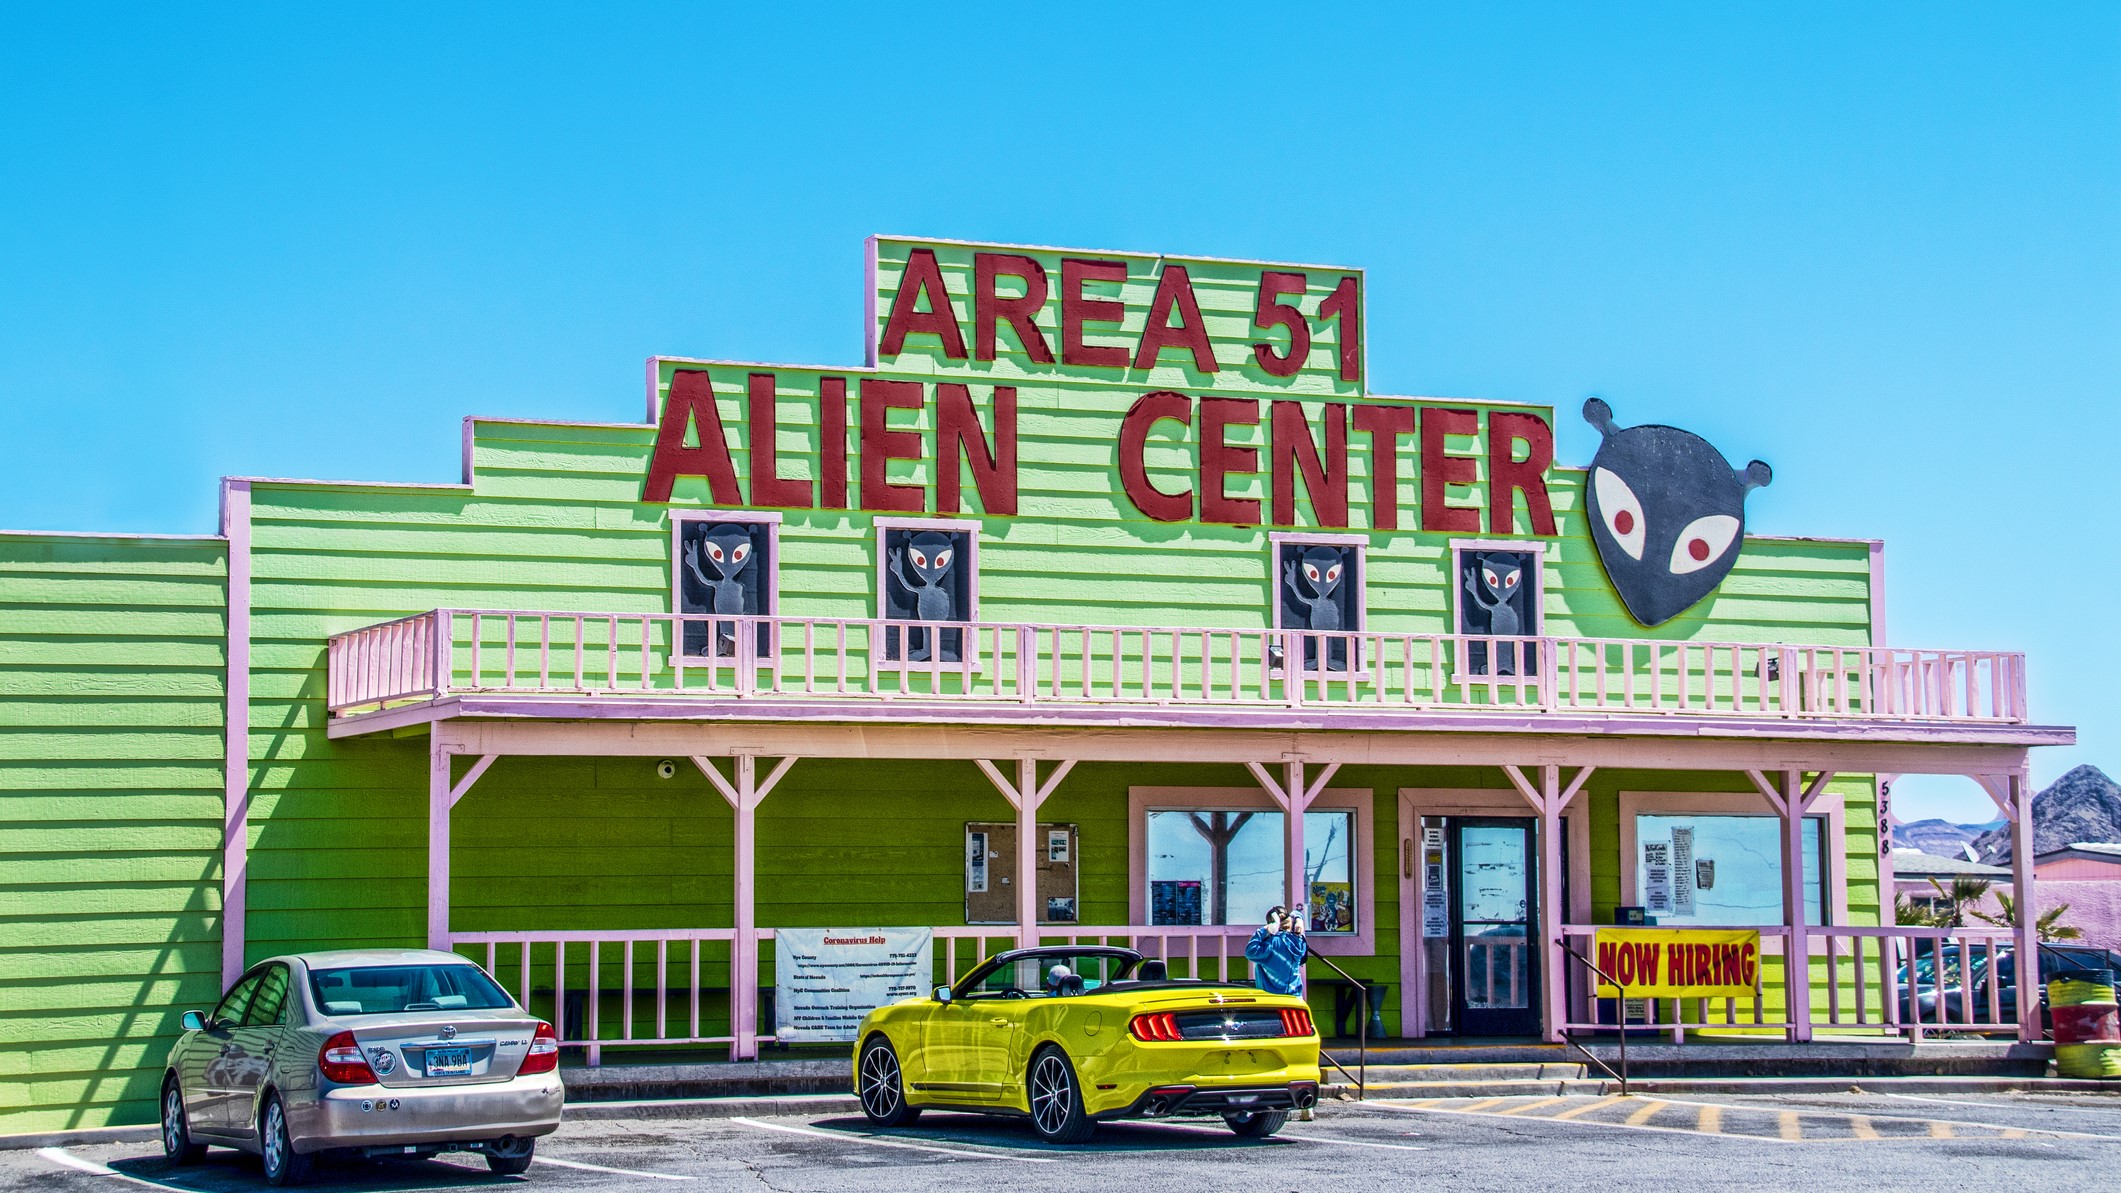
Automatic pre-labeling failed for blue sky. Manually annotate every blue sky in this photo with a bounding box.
[2,5,2113,821]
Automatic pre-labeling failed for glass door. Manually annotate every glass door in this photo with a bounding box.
[1451,818,1540,1037]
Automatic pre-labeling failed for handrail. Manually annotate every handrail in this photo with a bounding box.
[1304,943,1368,1101]
[1556,940,1629,1095]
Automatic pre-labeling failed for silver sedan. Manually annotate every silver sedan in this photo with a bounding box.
[160,948,565,1185]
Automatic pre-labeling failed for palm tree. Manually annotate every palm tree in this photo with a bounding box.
[1972,892,2082,942]
[1910,876,1993,928]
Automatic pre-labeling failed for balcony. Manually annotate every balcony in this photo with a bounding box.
[325,610,2032,738]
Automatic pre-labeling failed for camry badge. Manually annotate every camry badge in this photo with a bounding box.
[439,1025,456,1040]
[370,1049,397,1075]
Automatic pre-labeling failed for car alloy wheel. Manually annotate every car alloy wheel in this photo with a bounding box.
[162,1082,204,1164]
[857,1037,919,1127]
[1027,1047,1093,1144]
[261,1096,313,1187]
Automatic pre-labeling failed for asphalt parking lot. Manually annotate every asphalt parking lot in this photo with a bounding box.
[14,1091,2121,1192]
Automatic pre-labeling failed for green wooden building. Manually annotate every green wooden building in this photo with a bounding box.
[1,236,2071,1135]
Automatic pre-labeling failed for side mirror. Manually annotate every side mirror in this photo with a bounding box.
[933,986,953,1003]
[180,1010,207,1032]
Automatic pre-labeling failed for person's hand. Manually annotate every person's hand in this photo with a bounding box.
[1264,914,1281,935]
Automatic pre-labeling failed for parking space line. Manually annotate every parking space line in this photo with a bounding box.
[1551,1096,1625,1121]
[1698,1104,1722,1135]
[35,1149,188,1190]
[1370,1099,1774,1143]
[1778,1111,1801,1141]
[1850,1116,1879,1141]
[536,1155,695,1180]
[1498,1097,1571,1116]
[729,1116,1055,1163]
[1928,1120,1954,1139]
[1646,1096,2121,1143]
[1625,1100,1670,1126]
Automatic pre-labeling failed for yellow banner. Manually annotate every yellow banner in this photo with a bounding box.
[1593,928,1761,999]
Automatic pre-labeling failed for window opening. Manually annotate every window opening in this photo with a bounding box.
[1634,813,1827,926]
[674,514,777,659]
[880,523,975,662]
[1455,545,1540,676]
[1145,808,1356,934]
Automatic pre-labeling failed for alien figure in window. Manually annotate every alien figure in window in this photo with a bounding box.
[889,530,960,661]
[1463,553,1528,675]
[1283,545,1348,671]
[684,524,755,656]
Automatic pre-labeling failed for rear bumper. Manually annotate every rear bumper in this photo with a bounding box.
[1098,1080,1319,1121]
[289,1074,565,1153]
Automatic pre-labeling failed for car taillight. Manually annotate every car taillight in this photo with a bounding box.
[318,1031,377,1084]
[1130,1012,1181,1042]
[1279,1007,1315,1037]
[519,1021,559,1075]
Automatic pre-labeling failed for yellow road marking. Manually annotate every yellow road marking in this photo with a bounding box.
[1698,1104,1722,1135]
[1927,1120,1955,1139]
[2001,1129,2027,1140]
[1452,1097,1507,1113]
[1849,1116,1879,1141]
[1777,1111,1802,1141]
[1624,1100,1669,1126]
[1497,1097,1572,1116]
[1552,1096,1626,1121]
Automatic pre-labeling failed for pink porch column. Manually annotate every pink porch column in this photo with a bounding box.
[1245,760,1342,921]
[694,754,797,1061]
[1750,768,1834,1044]
[974,758,1077,947]
[2010,771,2039,1042]
[427,745,498,951]
[1504,765,1595,1044]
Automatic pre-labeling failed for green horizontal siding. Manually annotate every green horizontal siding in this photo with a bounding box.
[0,533,226,1135]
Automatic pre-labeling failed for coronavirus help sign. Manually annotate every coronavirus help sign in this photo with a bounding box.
[1593,928,1761,999]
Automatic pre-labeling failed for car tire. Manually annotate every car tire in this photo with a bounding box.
[1224,1109,1289,1137]
[259,1094,314,1187]
[857,1036,921,1127]
[1026,1046,1095,1145]
[486,1136,536,1175]
[161,1079,206,1165]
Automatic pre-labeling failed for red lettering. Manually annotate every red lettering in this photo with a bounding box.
[935,384,1017,516]
[819,377,849,510]
[1252,271,1310,377]
[1667,943,1686,987]
[877,248,967,360]
[1133,264,1218,373]
[1118,391,1194,522]
[1270,402,1348,527]
[1635,943,1659,987]
[1198,397,1262,526]
[1061,257,1129,368]
[1352,404,1413,531]
[1419,407,1482,533]
[859,379,926,513]
[643,370,741,505]
[746,373,812,509]
[973,252,1053,363]
[1318,275,1361,381]
[1598,941,1620,985]
[1741,943,1757,986]
[1487,411,1557,535]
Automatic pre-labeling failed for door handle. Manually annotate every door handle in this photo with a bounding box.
[988,1018,1011,1027]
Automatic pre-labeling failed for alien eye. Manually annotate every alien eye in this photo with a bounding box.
[1669,513,1741,575]
[1593,467,1647,561]
[706,543,725,563]
[934,551,951,569]
[1503,572,1519,588]
[1483,570,1499,587]
[1304,565,1320,582]
[731,543,750,563]
[1326,565,1341,584]
[910,549,927,568]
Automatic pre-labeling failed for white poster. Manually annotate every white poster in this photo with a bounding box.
[1643,841,1672,914]
[1422,889,1449,938]
[1671,827,1696,915]
[774,928,934,1043]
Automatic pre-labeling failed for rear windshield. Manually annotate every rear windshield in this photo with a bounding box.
[309,964,514,1016]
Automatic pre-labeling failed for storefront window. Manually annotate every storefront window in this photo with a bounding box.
[1634,814,1826,926]
[674,514,776,659]
[1146,809,1355,934]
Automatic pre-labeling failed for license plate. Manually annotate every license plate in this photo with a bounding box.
[424,1047,470,1077]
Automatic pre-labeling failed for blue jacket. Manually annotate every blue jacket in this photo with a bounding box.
[1245,926,1308,996]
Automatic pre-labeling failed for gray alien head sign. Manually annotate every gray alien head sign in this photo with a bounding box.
[1581,398,1772,627]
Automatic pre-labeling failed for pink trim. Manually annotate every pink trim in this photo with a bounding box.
[0,528,222,541]
[223,474,471,492]
[461,417,476,486]
[871,231,1365,275]
[220,480,251,988]
[1267,532,1369,643]
[1125,784,1376,957]
[864,236,881,368]
[1448,538,1547,640]
[1868,540,1887,648]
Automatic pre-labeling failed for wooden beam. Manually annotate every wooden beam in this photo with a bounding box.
[1501,764,1545,815]
[446,753,499,809]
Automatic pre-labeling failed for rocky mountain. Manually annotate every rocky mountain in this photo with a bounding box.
[1975,765,2121,864]
[1896,817,2003,859]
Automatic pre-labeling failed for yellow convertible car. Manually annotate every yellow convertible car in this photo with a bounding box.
[852,946,1320,1144]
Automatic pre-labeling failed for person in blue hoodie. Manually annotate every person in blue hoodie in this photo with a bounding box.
[1245,904,1308,996]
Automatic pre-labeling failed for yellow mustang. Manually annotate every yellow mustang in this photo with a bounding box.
[852,946,1320,1144]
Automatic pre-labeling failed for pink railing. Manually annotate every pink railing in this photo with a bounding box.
[454,924,1259,1065]
[330,610,2027,724]
[1561,923,2021,1041]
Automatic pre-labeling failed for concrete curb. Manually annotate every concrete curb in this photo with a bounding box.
[1327,1075,2121,1100]
[563,1093,863,1121]
[0,1125,160,1152]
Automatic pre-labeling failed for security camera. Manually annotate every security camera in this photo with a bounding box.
[656,759,677,780]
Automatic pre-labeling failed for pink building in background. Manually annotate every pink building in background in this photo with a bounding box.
[1895,846,2121,952]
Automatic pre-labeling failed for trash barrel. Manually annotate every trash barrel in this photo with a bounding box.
[2049,970,2121,1079]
